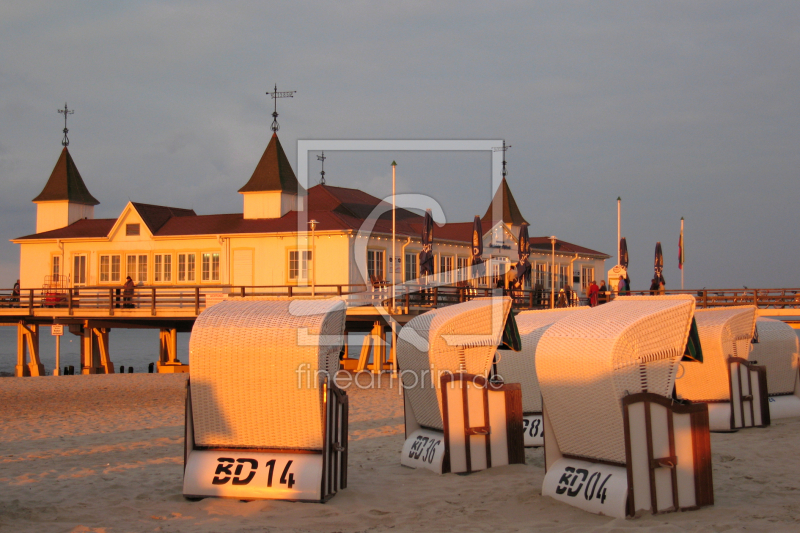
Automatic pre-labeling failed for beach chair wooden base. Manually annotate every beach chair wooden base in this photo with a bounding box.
[542,393,713,519]
[183,379,348,502]
[522,414,544,447]
[400,373,524,474]
[728,357,769,430]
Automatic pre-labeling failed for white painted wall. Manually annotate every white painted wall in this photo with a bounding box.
[35,201,94,233]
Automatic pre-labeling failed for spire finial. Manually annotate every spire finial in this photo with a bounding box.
[266,84,296,133]
[58,102,74,147]
[317,151,326,185]
[492,140,512,178]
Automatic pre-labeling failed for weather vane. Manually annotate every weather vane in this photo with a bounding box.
[58,102,74,147]
[492,140,512,178]
[317,151,326,185]
[266,84,296,132]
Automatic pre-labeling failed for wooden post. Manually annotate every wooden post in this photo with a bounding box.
[703,289,708,309]
[356,335,372,372]
[109,288,114,316]
[194,287,200,315]
[95,327,114,373]
[753,289,758,306]
[337,285,342,296]
[151,287,156,316]
[16,322,44,377]
[68,288,74,316]
[240,286,245,297]
[28,289,34,314]
[372,322,385,374]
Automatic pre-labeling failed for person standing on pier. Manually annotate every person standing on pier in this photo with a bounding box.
[12,279,20,307]
[598,280,607,304]
[123,276,134,308]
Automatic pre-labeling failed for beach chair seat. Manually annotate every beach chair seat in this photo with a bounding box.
[675,306,769,431]
[749,317,800,419]
[536,295,713,518]
[397,297,525,474]
[183,298,348,502]
[494,308,587,447]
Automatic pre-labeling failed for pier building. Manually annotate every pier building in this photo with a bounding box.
[6,128,609,376]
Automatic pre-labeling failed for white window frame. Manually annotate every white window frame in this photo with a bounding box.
[99,254,121,283]
[202,253,220,282]
[154,254,172,283]
[178,253,196,283]
[439,255,454,284]
[404,252,418,283]
[367,249,385,281]
[289,250,312,282]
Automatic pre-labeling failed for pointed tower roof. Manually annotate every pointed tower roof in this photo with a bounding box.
[481,178,527,227]
[32,147,99,205]
[238,133,305,195]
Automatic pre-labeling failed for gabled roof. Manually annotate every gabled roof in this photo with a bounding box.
[32,147,99,205]
[528,237,610,258]
[15,218,115,240]
[481,178,526,227]
[238,133,306,195]
[307,184,420,221]
[130,202,196,234]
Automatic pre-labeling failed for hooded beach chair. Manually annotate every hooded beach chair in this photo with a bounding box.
[675,306,768,431]
[494,308,587,447]
[536,295,713,518]
[397,297,525,474]
[183,298,348,502]
[749,317,800,419]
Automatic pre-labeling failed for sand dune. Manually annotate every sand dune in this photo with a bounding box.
[1,373,800,532]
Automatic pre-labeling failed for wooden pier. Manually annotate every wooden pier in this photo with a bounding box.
[2,284,799,377]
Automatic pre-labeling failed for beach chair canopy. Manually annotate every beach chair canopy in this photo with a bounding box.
[676,306,756,402]
[397,297,512,431]
[749,317,799,396]
[536,295,695,465]
[189,298,346,450]
[495,308,587,414]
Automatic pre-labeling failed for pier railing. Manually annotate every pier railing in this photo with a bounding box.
[1,285,799,317]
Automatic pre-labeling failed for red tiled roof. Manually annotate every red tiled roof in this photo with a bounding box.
[32,147,99,206]
[528,237,609,257]
[131,202,196,234]
[15,218,115,240]
[308,184,420,221]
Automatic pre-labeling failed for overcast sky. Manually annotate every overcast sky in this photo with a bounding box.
[1,1,799,290]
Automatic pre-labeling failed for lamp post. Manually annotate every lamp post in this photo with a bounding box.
[391,161,397,310]
[550,236,556,309]
[309,219,318,297]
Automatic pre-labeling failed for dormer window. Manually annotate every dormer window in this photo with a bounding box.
[126,223,140,236]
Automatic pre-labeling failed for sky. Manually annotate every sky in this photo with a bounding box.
[1,1,799,290]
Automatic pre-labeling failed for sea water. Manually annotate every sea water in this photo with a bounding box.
[0,326,190,375]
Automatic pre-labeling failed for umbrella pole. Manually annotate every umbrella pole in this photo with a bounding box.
[681,217,684,291]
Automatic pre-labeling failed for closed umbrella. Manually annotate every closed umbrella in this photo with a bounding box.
[471,215,484,282]
[418,209,435,278]
[654,241,664,286]
[620,237,629,269]
[515,222,531,288]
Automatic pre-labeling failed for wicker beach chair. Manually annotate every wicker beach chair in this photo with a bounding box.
[397,297,525,474]
[675,306,768,431]
[494,308,587,447]
[749,317,800,419]
[536,295,713,518]
[183,298,348,502]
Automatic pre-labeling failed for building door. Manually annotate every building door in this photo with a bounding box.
[72,254,87,287]
[233,249,253,286]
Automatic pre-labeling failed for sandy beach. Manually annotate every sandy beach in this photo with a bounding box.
[2,373,800,533]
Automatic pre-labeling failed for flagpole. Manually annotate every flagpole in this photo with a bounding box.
[680,217,684,291]
[617,197,621,266]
